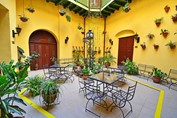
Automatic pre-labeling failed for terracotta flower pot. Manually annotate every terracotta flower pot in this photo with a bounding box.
[162,32,168,38]
[154,45,159,49]
[170,45,176,49]
[20,16,29,22]
[164,5,170,13]
[152,76,161,83]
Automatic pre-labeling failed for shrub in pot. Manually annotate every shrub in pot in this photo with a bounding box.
[151,68,167,83]
[40,80,60,105]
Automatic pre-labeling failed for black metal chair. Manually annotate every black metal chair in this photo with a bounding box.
[111,82,137,118]
[84,81,108,118]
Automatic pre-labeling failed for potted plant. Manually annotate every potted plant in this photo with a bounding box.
[50,56,58,65]
[172,14,177,23]
[19,15,29,22]
[164,5,170,13]
[160,29,169,38]
[154,17,163,27]
[151,68,167,83]
[122,3,131,12]
[153,44,159,49]
[165,41,176,49]
[0,59,30,117]
[40,80,60,105]
[73,50,83,66]
[26,7,35,13]
[31,51,40,70]
[147,33,155,39]
[24,75,43,97]
[66,14,71,22]
[81,67,91,80]
[122,58,139,75]
[59,9,66,16]
[140,42,146,49]
[103,53,116,67]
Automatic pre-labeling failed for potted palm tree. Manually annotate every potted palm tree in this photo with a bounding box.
[103,54,116,67]
[151,68,167,83]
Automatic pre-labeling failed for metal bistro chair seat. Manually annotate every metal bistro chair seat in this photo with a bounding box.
[111,82,137,118]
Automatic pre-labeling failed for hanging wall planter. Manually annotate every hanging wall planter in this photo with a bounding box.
[59,9,66,16]
[19,15,29,22]
[26,7,35,13]
[165,41,176,49]
[172,14,177,23]
[153,44,159,49]
[164,5,170,13]
[154,17,163,27]
[147,33,155,39]
[160,29,169,38]
[140,42,146,49]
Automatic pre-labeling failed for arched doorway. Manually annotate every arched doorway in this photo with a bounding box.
[29,30,57,70]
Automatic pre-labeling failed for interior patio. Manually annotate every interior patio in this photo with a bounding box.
[0,0,177,118]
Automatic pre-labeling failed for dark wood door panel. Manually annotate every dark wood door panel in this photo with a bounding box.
[118,36,134,65]
[29,30,57,70]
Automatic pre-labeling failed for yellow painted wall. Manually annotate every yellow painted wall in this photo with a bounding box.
[106,0,177,73]
[16,0,84,59]
[0,0,17,62]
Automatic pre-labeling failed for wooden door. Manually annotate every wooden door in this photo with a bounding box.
[118,36,134,65]
[29,30,57,70]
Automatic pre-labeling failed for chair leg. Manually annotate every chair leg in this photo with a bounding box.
[85,99,101,118]
[123,101,133,118]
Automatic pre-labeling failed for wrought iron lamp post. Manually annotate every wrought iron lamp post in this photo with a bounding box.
[86,30,94,69]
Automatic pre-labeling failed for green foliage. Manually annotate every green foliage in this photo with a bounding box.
[151,68,167,79]
[92,63,102,74]
[0,60,29,117]
[165,41,176,47]
[66,14,71,22]
[24,75,43,97]
[122,58,139,75]
[82,67,92,75]
[155,17,163,23]
[102,54,116,65]
[40,80,60,104]
[73,51,83,63]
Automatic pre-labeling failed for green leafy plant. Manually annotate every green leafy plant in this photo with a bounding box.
[147,33,155,39]
[165,41,176,49]
[155,17,163,23]
[151,68,167,79]
[24,75,43,97]
[0,60,29,117]
[40,80,60,104]
[122,3,131,12]
[50,56,58,64]
[82,67,91,75]
[160,29,168,35]
[122,58,139,75]
[102,54,116,67]
[77,24,83,30]
[59,9,66,16]
[66,14,71,22]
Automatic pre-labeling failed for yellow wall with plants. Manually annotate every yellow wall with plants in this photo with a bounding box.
[16,0,84,60]
[0,0,17,62]
[106,0,177,73]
